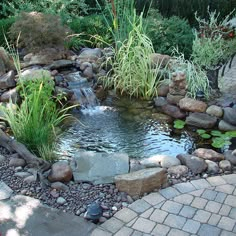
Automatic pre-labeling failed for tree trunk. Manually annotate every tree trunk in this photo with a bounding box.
[0,129,50,171]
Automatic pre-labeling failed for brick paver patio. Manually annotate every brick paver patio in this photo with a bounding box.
[91,175,236,235]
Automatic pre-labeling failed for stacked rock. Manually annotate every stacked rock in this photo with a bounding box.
[167,71,187,105]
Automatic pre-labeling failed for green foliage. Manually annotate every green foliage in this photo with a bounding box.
[0,17,15,47]
[172,51,211,99]
[173,119,186,129]
[67,14,111,49]
[145,10,194,58]
[101,16,166,99]
[1,73,71,161]
[0,0,89,22]
[9,12,70,52]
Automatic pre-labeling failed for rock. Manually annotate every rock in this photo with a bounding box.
[157,81,169,97]
[206,105,223,118]
[51,182,69,191]
[162,104,186,119]
[166,93,185,105]
[0,88,19,103]
[129,159,145,172]
[95,86,107,100]
[78,48,103,64]
[56,197,66,205]
[179,97,207,113]
[154,96,168,108]
[0,70,16,89]
[21,69,52,81]
[169,71,187,96]
[177,154,207,174]
[192,148,224,162]
[186,112,217,128]
[114,168,167,196]
[0,47,15,76]
[14,172,31,178]
[24,175,37,184]
[0,154,6,163]
[9,155,26,167]
[64,72,84,82]
[218,120,236,131]
[0,181,13,200]
[48,161,73,183]
[205,160,219,174]
[82,66,94,80]
[46,59,74,70]
[224,150,236,165]
[223,107,236,126]
[71,151,129,184]
[151,113,173,123]
[140,154,180,168]
[150,53,171,68]
[219,160,232,171]
[167,165,189,176]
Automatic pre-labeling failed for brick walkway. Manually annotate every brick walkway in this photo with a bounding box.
[92,174,236,236]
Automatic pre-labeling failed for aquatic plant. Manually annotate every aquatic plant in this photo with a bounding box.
[173,119,186,129]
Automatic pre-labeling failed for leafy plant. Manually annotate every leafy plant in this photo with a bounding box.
[0,17,15,47]
[101,16,167,100]
[9,11,71,52]
[145,10,194,58]
[173,119,186,129]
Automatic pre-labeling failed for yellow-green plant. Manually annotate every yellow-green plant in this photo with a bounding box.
[101,16,166,100]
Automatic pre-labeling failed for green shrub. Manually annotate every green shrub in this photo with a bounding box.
[101,16,166,100]
[9,11,70,52]
[67,14,111,49]
[1,73,71,161]
[145,10,194,58]
[0,17,15,47]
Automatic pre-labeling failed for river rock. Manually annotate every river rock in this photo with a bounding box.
[48,161,73,183]
[0,181,13,200]
[64,72,85,82]
[82,65,94,80]
[193,148,224,162]
[224,150,236,165]
[0,70,16,89]
[0,88,19,103]
[0,154,6,163]
[24,175,37,184]
[140,154,180,168]
[46,59,74,70]
[179,97,207,113]
[206,105,223,118]
[223,107,236,126]
[162,104,186,119]
[167,93,185,105]
[21,68,52,81]
[218,120,236,131]
[0,47,15,76]
[114,168,167,196]
[14,172,32,178]
[151,113,173,123]
[186,112,217,128]
[177,154,207,174]
[57,197,67,205]
[205,160,219,174]
[71,151,129,184]
[154,97,168,108]
[51,182,69,191]
[219,160,232,171]
[9,155,26,167]
[157,81,169,97]
[78,48,102,63]
[167,165,188,176]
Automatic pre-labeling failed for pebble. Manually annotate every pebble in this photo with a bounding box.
[57,197,66,205]
[127,195,134,204]
[50,190,60,198]
[102,212,111,218]
[99,216,107,223]
[202,173,208,178]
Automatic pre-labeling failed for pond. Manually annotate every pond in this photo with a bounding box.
[57,96,201,159]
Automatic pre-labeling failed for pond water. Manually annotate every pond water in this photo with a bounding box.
[57,97,200,159]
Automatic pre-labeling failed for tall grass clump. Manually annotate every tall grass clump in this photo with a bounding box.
[102,16,167,100]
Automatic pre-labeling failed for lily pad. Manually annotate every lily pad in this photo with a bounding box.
[201,133,211,139]
[211,137,232,149]
[210,130,222,137]
[225,131,236,138]
[196,129,206,135]
[174,119,185,129]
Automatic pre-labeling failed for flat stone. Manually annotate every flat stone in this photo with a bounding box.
[14,172,31,178]
[114,227,133,236]
[142,193,166,206]
[179,206,197,218]
[218,216,236,231]
[128,199,151,213]
[177,154,207,174]
[132,217,156,234]
[161,200,183,214]
[201,189,217,200]
[71,151,129,184]
[150,209,168,223]
[193,209,211,223]
[206,105,223,118]
[205,201,222,213]
[0,181,13,200]
[179,97,207,113]
[207,176,227,186]
[223,107,236,126]
[186,112,217,129]
[174,182,196,193]
[191,198,208,210]
[51,182,69,191]
[190,179,211,189]
[173,194,194,205]
[114,208,137,223]
[151,224,170,236]
[159,187,180,199]
[208,214,221,226]
[182,219,201,234]
[168,228,190,236]
[198,224,221,236]
[164,214,187,229]
[218,120,236,131]
[47,60,74,70]
[162,104,186,119]
[115,168,167,196]
[193,148,224,162]
[140,154,180,168]
[102,217,124,234]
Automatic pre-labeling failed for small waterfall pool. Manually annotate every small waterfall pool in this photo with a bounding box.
[57,97,199,159]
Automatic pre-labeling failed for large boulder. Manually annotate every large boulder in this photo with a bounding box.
[186,112,217,128]
[206,105,223,118]
[162,104,186,119]
[114,168,167,196]
[192,148,224,162]
[0,70,16,89]
[166,93,185,105]
[157,81,169,97]
[223,107,236,126]
[140,154,180,168]
[21,68,52,81]
[218,120,236,131]
[78,48,103,63]
[70,151,129,184]
[46,59,74,70]
[177,154,207,174]
[48,161,73,183]
[179,97,207,113]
